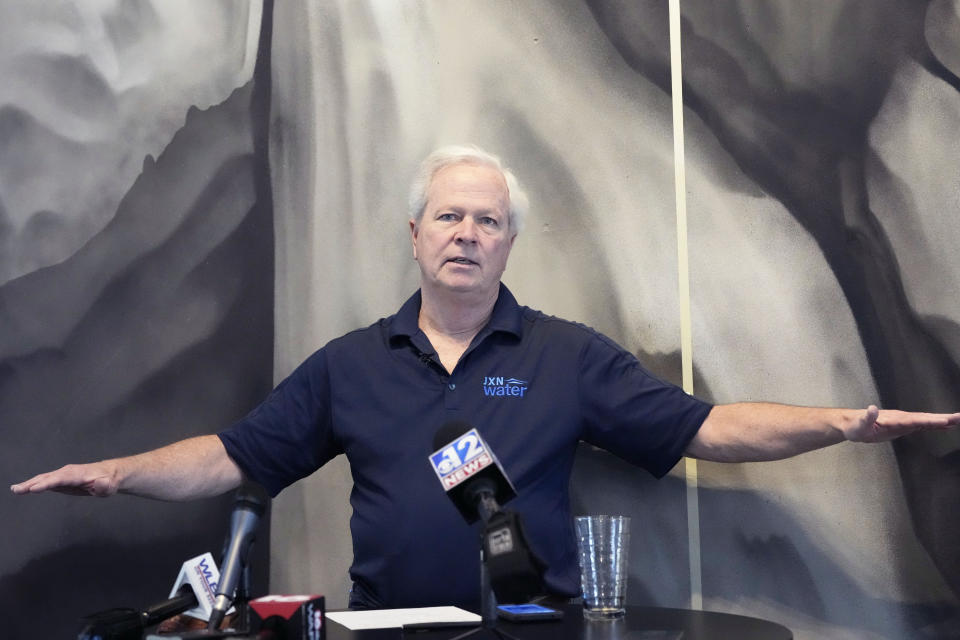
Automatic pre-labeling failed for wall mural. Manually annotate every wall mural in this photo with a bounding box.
[673,3,960,638]
[3,1,957,639]
[270,2,959,639]
[0,2,272,638]
[586,1,960,637]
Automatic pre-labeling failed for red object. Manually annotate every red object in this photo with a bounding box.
[249,595,325,640]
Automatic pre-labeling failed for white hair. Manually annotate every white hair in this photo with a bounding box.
[407,144,529,234]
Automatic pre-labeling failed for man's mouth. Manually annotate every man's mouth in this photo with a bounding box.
[446,257,478,266]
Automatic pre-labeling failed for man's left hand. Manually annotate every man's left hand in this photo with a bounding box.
[845,405,960,443]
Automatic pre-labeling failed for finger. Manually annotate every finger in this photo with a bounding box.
[9,482,28,494]
[12,476,98,496]
[878,413,958,430]
[10,474,51,494]
[10,473,62,494]
[11,466,90,494]
[910,414,957,428]
[856,405,880,437]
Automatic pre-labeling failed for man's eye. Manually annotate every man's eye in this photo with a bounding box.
[438,213,458,221]
[480,217,499,226]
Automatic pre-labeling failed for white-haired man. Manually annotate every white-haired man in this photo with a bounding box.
[12,145,960,611]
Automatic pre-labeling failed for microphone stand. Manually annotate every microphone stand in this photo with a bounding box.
[234,561,252,633]
[479,547,522,640]
[445,511,522,640]
[481,548,497,626]
[198,549,251,636]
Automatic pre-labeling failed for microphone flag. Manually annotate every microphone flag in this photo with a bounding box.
[428,424,517,523]
[168,552,223,621]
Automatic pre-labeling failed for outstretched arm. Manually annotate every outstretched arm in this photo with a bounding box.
[10,435,243,501]
[685,403,960,463]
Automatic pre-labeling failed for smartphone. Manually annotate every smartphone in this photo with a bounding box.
[496,604,564,622]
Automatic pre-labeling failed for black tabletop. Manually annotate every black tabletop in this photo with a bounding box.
[326,605,792,640]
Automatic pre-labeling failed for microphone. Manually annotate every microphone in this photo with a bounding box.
[208,483,269,630]
[480,510,546,605]
[77,554,221,640]
[142,585,200,624]
[429,421,516,524]
[428,422,545,603]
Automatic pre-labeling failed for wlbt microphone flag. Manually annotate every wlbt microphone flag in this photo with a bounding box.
[429,421,516,523]
[168,552,223,621]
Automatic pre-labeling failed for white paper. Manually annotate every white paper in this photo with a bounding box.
[326,606,481,630]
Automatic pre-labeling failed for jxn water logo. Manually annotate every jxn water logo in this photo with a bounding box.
[482,376,529,397]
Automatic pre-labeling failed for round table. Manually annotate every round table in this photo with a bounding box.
[326,604,792,640]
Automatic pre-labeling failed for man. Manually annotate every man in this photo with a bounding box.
[12,145,960,611]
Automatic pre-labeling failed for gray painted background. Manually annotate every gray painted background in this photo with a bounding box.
[3,2,958,639]
[1,2,272,638]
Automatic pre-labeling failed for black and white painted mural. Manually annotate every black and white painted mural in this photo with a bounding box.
[268,2,959,638]
[1,2,272,638]
[671,3,960,638]
[4,1,958,639]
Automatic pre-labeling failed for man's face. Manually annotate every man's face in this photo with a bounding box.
[411,162,516,300]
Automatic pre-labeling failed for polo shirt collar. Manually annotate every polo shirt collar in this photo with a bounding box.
[389,283,524,342]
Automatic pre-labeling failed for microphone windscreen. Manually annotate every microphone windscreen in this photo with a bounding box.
[234,482,269,515]
[433,420,475,451]
[428,423,517,523]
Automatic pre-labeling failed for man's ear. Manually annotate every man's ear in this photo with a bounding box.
[409,219,419,260]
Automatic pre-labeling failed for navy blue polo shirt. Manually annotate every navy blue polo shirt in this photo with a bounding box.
[219,284,711,611]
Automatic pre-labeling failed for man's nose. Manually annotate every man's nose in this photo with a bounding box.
[454,217,478,243]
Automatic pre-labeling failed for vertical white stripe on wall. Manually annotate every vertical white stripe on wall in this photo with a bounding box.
[668,0,703,611]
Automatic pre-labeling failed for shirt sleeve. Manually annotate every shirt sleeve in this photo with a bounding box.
[577,331,712,478]
[218,348,342,497]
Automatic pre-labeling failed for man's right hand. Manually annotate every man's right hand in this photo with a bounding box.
[10,435,243,501]
[11,461,121,497]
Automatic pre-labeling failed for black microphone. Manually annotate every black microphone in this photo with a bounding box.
[143,584,200,624]
[208,483,269,630]
[480,510,546,604]
[78,585,199,640]
[430,421,516,524]
[78,608,148,640]
[429,422,545,603]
